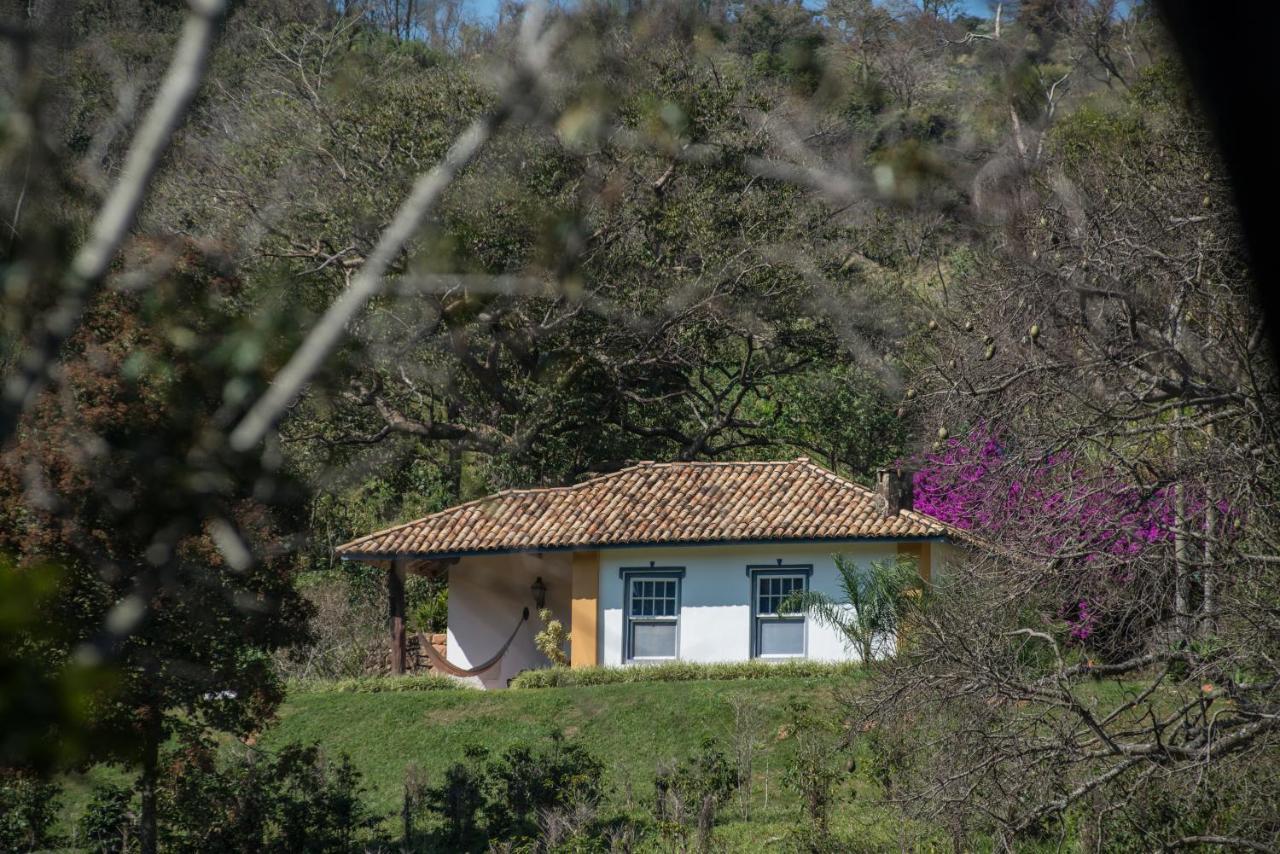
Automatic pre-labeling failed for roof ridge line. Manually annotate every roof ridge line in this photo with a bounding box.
[794,457,877,495]
[335,463,659,551]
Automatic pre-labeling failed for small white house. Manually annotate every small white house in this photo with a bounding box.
[337,458,964,689]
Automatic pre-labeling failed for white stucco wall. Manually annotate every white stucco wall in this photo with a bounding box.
[446,552,572,689]
[598,541,906,666]
[444,539,954,686]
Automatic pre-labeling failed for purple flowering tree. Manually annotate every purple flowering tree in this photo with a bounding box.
[911,424,1228,647]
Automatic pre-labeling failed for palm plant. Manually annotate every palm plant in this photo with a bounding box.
[781,555,925,662]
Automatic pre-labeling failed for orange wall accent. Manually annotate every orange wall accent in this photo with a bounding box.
[897,541,932,584]
[570,551,600,668]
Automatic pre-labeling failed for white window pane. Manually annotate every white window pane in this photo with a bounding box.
[632,622,676,658]
[759,619,804,655]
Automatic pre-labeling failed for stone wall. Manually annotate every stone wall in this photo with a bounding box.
[365,632,449,675]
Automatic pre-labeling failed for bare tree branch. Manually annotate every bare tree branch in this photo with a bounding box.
[229,4,563,452]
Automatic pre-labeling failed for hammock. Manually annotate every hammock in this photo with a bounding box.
[418,607,529,677]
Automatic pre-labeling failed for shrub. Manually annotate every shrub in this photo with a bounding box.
[422,746,489,850]
[0,770,61,852]
[416,733,607,851]
[653,738,736,852]
[533,608,569,667]
[781,701,846,849]
[486,731,604,837]
[411,586,449,635]
[287,673,466,694]
[509,659,859,688]
[78,782,136,854]
[152,736,377,853]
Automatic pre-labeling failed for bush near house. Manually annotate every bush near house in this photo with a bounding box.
[288,674,464,694]
[509,660,861,688]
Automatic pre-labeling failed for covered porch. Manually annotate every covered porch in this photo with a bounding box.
[372,550,601,689]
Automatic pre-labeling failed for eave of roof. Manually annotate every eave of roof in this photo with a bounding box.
[337,533,954,562]
[335,458,966,561]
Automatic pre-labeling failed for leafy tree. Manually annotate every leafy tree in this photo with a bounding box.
[0,244,313,852]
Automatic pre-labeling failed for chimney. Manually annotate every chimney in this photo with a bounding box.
[875,468,914,516]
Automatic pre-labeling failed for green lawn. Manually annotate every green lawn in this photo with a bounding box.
[52,675,1153,850]
[260,675,923,850]
[52,674,950,850]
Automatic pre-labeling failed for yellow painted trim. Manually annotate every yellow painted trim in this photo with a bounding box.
[570,551,600,668]
[897,541,932,584]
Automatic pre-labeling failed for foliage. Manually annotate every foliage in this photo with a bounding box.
[653,737,737,852]
[912,424,1231,648]
[415,732,605,850]
[153,736,376,853]
[412,586,450,635]
[857,56,1280,848]
[78,782,137,854]
[278,568,446,681]
[0,769,61,852]
[509,660,860,689]
[274,571,388,682]
[288,674,463,694]
[0,558,117,771]
[782,554,924,663]
[780,701,846,849]
[0,246,314,850]
[533,607,569,667]
[485,732,605,838]
[421,746,488,849]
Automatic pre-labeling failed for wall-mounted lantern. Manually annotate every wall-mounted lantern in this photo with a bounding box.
[530,576,547,610]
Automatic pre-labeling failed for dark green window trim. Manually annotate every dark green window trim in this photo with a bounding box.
[620,566,685,662]
[748,564,812,659]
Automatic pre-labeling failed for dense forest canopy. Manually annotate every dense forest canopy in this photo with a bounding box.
[2,0,1277,851]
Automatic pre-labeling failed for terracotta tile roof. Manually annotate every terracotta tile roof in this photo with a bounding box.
[336,458,955,559]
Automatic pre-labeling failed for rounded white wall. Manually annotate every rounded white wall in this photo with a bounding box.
[446,552,572,689]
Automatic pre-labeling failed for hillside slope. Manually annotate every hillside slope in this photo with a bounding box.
[261,676,918,850]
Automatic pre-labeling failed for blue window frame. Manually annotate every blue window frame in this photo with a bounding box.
[620,567,685,662]
[747,565,813,658]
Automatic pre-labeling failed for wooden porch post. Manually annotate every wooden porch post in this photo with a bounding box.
[388,558,406,676]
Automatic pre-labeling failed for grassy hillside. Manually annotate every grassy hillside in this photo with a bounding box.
[51,674,1145,850]
[260,675,926,850]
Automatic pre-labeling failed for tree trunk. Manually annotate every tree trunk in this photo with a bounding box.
[139,711,161,854]
[1201,483,1217,636]
[1174,460,1191,639]
[389,561,406,676]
